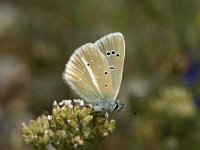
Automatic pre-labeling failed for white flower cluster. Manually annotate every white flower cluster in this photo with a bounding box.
[57,99,86,108]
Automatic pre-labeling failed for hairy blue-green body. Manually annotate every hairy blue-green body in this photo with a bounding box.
[94,100,123,112]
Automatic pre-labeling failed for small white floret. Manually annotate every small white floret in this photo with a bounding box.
[59,100,72,106]
[68,104,73,109]
[47,115,52,120]
[74,99,84,106]
[53,101,57,106]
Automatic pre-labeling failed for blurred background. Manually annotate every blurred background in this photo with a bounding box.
[1,0,200,149]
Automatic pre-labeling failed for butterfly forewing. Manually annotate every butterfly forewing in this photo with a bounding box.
[63,43,114,104]
[94,33,125,100]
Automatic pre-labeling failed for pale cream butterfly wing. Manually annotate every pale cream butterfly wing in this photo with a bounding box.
[63,43,114,104]
[94,32,125,100]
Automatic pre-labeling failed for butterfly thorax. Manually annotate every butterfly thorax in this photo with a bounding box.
[93,99,123,112]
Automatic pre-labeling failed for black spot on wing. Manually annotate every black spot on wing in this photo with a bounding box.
[111,50,116,55]
[110,66,115,70]
[106,51,111,56]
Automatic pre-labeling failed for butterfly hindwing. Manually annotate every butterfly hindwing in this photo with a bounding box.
[63,43,114,104]
[94,32,125,100]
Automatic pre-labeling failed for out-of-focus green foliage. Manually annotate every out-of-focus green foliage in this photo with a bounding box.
[1,0,200,149]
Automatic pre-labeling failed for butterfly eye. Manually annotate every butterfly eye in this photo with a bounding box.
[105,71,108,75]
[117,53,120,57]
[82,73,85,76]
[91,61,94,64]
[105,84,108,87]
[87,63,90,66]
[84,68,87,71]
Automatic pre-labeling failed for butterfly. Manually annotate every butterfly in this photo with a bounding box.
[63,32,125,111]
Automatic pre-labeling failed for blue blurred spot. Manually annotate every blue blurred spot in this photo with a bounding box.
[182,59,200,87]
[194,96,200,110]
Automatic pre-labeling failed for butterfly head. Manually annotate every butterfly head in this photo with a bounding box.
[113,99,124,111]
